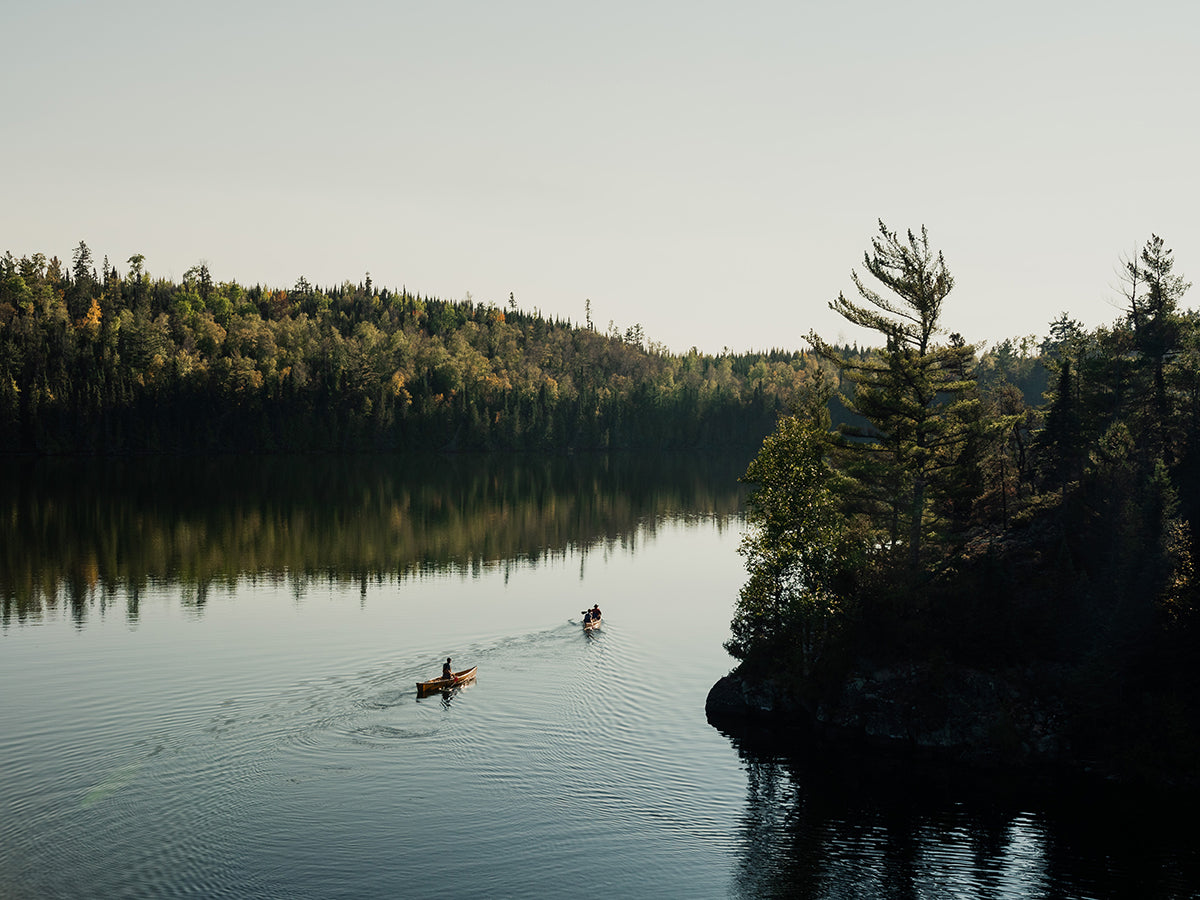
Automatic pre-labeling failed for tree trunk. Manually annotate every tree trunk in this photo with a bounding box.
[909,474,925,570]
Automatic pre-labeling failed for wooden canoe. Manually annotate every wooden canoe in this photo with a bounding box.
[582,615,602,631]
[416,666,477,693]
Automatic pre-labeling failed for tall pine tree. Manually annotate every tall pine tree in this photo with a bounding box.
[809,222,979,571]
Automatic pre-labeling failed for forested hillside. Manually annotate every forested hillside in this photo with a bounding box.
[0,243,827,454]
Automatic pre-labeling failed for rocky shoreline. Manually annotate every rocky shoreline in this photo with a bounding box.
[706,663,1083,773]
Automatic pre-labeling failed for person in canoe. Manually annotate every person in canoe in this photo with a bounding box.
[584,604,601,623]
[442,657,453,680]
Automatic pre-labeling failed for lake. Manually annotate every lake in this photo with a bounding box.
[2,453,1199,899]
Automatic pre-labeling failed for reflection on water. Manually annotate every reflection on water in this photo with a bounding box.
[721,725,1200,900]
[0,452,747,627]
[0,514,750,900]
[5,451,1200,898]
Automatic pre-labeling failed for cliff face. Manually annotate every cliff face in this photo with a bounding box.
[706,663,1069,770]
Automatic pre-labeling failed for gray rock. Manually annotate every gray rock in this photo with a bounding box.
[707,663,1068,770]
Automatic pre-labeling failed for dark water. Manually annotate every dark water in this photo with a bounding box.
[2,454,1199,899]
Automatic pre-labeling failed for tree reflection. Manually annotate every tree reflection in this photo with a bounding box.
[0,452,747,626]
[718,724,1200,899]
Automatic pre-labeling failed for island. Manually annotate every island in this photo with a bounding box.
[708,224,1200,789]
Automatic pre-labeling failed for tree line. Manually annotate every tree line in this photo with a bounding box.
[729,222,1200,778]
[0,243,828,454]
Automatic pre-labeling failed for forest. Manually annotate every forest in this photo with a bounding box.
[727,223,1200,782]
[0,243,838,454]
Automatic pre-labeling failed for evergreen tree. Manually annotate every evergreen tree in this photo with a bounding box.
[808,222,978,571]
[1123,235,1190,459]
[68,240,96,321]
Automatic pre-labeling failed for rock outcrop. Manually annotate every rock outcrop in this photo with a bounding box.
[707,663,1069,770]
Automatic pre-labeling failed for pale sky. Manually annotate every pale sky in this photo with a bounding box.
[4,1,1197,354]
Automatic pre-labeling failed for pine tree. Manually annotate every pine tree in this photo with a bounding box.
[68,240,96,321]
[1124,236,1190,459]
[808,222,978,571]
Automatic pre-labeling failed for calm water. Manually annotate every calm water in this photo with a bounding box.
[2,454,1199,899]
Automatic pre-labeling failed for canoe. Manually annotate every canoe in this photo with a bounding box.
[583,615,602,631]
[416,666,477,693]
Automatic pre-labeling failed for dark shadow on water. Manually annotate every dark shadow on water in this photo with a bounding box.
[715,721,1200,900]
